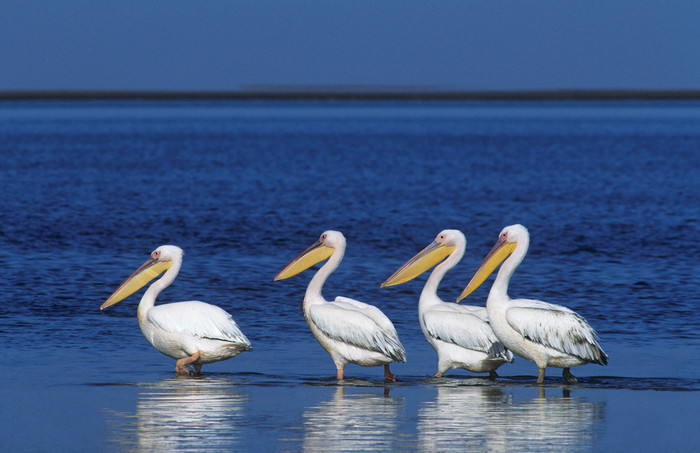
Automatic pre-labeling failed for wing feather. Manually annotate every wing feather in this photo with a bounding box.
[309,299,406,362]
[423,306,512,361]
[333,296,400,336]
[506,301,607,365]
[147,301,251,348]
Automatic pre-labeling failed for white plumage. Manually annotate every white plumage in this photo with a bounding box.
[459,224,607,383]
[382,229,512,377]
[309,298,406,363]
[146,301,246,341]
[422,306,510,362]
[101,245,251,375]
[275,230,406,380]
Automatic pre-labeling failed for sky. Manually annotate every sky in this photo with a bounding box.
[2,1,700,92]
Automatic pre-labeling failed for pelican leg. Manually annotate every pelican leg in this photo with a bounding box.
[384,364,396,382]
[337,367,344,380]
[563,368,577,383]
[194,363,203,375]
[435,363,448,378]
[175,351,200,376]
[489,370,498,379]
[537,367,546,384]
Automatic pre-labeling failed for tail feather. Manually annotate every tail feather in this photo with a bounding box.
[487,341,514,362]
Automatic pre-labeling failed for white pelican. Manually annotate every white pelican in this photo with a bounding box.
[100,245,251,375]
[381,229,512,378]
[274,230,406,381]
[458,225,607,383]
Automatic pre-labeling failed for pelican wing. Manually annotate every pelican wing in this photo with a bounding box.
[309,299,406,362]
[334,296,401,337]
[505,300,607,365]
[423,306,512,361]
[147,301,251,347]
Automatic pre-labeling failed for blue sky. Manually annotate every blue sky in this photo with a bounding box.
[2,1,699,91]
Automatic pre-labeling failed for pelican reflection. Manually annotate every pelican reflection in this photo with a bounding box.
[418,383,605,452]
[107,376,248,452]
[302,385,404,452]
[417,382,509,452]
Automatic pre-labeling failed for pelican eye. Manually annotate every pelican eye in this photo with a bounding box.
[152,251,160,259]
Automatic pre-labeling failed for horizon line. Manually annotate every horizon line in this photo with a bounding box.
[2,88,700,101]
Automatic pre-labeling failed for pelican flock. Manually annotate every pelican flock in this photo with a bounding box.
[99,226,608,383]
[100,245,251,375]
[274,230,406,381]
[382,229,512,378]
[458,224,608,383]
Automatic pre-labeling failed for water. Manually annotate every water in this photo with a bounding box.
[1,100,699,452]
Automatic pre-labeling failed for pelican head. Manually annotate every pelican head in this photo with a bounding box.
[381,229,461,287]
[100,245,182,310]
[274,230,343,281]
[457,224,528,301]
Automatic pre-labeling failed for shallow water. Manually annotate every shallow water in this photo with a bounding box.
[1,100,699,451]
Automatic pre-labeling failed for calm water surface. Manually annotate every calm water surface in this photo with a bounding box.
[1,100,699,452]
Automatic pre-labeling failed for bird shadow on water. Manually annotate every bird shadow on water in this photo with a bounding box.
[87,367,700,392]
[102,374,250,452]
[425,374,700,392]
[298,384,406,452]
[93,370,700,452]
[415,378,608,452]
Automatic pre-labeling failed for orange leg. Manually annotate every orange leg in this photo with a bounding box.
[175,351,200,376]
[337,367,345,380]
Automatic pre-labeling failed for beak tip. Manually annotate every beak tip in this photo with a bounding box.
[380,279,397,288]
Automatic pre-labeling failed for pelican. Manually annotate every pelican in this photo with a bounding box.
[381,229,512,378]
[274,230,406,381]
[458,225,607,383]
[100,245,251,375]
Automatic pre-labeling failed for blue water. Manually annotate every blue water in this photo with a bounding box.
[1,100,699,452]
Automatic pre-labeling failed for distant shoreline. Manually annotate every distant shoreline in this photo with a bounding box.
[2,89,700,102]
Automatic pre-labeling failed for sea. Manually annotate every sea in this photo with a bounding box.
[1,99,699,452]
